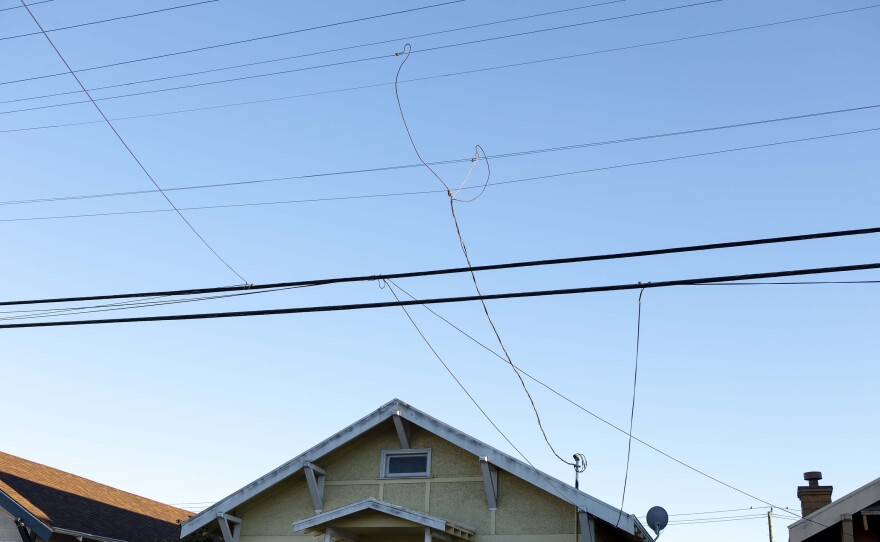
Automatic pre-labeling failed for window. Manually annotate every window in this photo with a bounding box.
[380,449,431,478]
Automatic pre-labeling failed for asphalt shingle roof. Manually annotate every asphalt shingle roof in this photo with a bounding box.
[0,451,192,542]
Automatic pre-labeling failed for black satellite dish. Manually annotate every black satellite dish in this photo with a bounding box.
[646,506,669,538]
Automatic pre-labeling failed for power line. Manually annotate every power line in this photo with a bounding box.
[382,280,836,534]
[0,0,219,42]
[3,126,879,223]
[3,224,879,307]
[2,103,875,207]
[616,288,645,526]
[0,0,722,116]
[0,0,465,87]
[0,0,628,106]
[19,1,248,284]
[0,0,54,14]
[1,261,878,329]
[2,5,875,134]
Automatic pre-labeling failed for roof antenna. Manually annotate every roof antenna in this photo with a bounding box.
[573,453,587,489]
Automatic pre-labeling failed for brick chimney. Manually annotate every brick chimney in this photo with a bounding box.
[797,471,833,517]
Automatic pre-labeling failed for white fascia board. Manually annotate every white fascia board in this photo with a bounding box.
[182,399,649,540]
[292,499,446,533]
[789,476,880,542]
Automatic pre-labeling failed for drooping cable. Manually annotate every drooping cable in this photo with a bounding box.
[616,288,645,526]
[19,1,248,285]
[394,42,580,468]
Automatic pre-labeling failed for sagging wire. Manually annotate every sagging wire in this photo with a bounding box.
[617,287,645,526]
[394,43,581,471]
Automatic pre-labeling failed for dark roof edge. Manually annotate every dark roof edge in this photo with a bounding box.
[0,488,53,541]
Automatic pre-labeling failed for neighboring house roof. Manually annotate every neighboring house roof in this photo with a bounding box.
[789,475,880,542]
[180,398,653,540]
[0,451,192,542]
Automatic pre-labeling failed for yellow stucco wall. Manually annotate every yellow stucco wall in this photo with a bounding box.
[232,419,581,542]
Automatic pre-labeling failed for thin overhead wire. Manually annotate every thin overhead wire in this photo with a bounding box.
[616,288,645,526]
[19,1,248,284]
[0,0,723,116]
[3,102,875,206]
[0,0,53,14]
[383,279,835,533]
[0,0,219,42]
[3,126,879,223]
[0,0,466,87]
[0,0,628,106]
[3,224,879,307]
[2,5,875,134]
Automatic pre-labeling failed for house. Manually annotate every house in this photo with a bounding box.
[180,399,653,542]
[0,451,191,542]
[789,471,880,542]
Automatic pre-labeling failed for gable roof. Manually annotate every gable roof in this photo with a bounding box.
[0,451,192,542]
[789,475,880,542]
[180,398,652,540]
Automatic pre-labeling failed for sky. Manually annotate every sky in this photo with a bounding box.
[1,0,879,540]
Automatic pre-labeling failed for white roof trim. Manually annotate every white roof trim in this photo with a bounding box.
[181,399,651,540]
[789,476,880,542]
[293,498,470,533]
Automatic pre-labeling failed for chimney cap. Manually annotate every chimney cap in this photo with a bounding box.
[804,471,823,486]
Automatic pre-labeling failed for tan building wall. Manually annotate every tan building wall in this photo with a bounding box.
[230,419,598,542]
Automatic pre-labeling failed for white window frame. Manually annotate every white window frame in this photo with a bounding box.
[380,448,432,478]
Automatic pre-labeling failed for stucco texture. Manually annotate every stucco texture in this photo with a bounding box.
[233,418,579,539]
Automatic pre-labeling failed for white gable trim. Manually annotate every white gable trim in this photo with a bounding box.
[789,476,880,542]
[181,399,651,540]
[293,498,464,533]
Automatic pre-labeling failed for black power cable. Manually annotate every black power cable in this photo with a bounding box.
[2,225,879,307]
[1,261,878,329]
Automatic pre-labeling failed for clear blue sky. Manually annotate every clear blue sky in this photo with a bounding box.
[2,0,878,540]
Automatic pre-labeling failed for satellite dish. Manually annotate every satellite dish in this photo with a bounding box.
[646,506,669,537]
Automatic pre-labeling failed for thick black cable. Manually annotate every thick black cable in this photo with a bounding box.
[616,288,644,526]
[3,259,877,334]
[19,1,248,285]
[0,0,219,42]
[0,0,722,116]
[0,0,465,87]
[0,0,627,106]
[2,5,875,135]
[1,104,876,207]
[3,224,879,307]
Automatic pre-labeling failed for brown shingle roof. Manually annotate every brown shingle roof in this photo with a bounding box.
[0,451,192,542]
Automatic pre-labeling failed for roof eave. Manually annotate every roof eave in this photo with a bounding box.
[0,488,53,541]
[789,476,880,542]
[181,399,647,539]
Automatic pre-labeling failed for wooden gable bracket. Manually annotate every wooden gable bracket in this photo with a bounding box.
[392,411,411,449]
[304,462,326,514]
[216,513,242,542]
[577,510,596,542]
[424,527,453,542]
[14,520,37,542]
[479,457,498,511]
